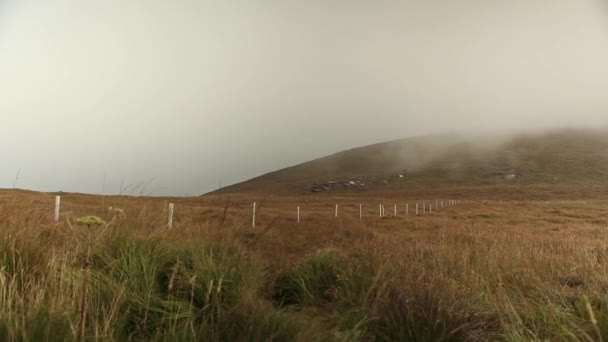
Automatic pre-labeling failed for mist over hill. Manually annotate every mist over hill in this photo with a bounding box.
[211,128,608,196]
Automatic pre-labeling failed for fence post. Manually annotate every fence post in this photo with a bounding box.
[252,202,256,228]
[394,204,397,216]
[359,204,362,221]
[297,206,300,224]
[335,204,338,218]
[168,203,175,229]
[54,196,61,223]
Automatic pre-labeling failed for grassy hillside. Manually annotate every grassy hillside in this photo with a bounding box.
[3,190,608,340]
[212,128,608,196]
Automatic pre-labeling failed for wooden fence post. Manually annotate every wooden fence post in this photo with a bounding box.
[168,203,175,229]
[252,202,256,228]
[54,196,61,223]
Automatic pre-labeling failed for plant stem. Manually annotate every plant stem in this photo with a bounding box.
[78,233,91,342]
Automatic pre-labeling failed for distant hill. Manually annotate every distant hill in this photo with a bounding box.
[210,128,608,197]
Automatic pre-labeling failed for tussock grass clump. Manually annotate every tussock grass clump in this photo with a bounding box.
[0,238,77,341]
[362,278,498,342]
[87,234,289,340]
[88,236,175,338]
[0,237,46,280]
[0,307,73,342]
[272,249,346,307]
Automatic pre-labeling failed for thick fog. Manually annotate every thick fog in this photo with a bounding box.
[1,0,608,195]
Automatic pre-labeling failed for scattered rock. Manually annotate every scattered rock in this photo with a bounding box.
[309,174,405,192]
[497,169,519,181]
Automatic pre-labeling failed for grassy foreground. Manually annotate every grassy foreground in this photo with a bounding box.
[1,191,608,341]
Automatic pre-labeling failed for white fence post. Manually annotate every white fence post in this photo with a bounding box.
[359,204,362,221]
[379,204,382,218]
[252,202,256,228]
[335,204,338,218]
[416,203,419,215]
[168,202,175,229]
[394,204,397,216]
[297,206,300,224]
[54,196,61,223]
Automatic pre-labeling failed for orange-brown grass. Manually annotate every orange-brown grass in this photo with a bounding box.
[1,189,608,341]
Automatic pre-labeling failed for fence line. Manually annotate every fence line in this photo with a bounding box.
[48,197,467,225]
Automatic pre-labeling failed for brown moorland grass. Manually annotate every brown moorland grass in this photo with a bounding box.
[1,189,608,340]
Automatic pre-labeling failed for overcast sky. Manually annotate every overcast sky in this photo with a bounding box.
[1,0,607,195]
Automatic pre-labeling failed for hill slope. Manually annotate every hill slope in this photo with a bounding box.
[212,128,608,196]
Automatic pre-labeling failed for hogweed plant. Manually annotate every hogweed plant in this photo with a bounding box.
[107,206,126,218]
[75,216,106,227]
